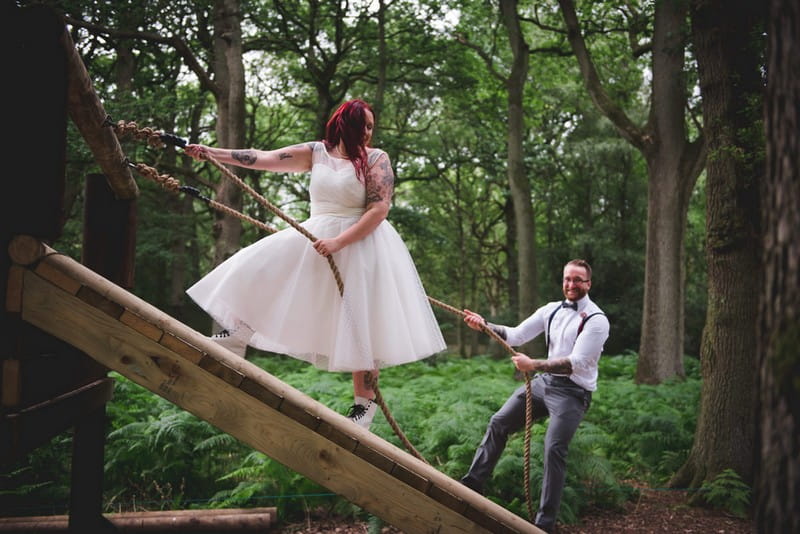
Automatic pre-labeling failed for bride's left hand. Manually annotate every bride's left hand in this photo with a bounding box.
[313,238,344,256]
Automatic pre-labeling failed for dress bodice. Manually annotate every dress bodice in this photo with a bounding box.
[309,142,384,217]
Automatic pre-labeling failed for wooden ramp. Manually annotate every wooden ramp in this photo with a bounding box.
[6,235,542,534]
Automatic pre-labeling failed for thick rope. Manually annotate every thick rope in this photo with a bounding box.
[116,121,536,516]
[427,298,534,520]
[115,122,424,462]
[127,160,278,234]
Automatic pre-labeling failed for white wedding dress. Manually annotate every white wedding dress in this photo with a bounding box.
[186,141,446,371]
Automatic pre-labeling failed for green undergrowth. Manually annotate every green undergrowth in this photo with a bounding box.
[1,352,701,527]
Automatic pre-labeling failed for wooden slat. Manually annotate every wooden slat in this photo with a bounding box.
[33,260,82,294]
[77,285,125,319]
[197,353,245,386]
[1,359,21,407]
[14,239,542,534]
[0,508,276,532]
[161,332,204,364]
[238,376,284,410]
[0,507,276,523]
[119,309,163,341]
[5,264,24,313]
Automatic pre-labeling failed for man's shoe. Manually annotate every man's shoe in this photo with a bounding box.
[460,477,485,496]
[346,397,378,430]
[209,324,251,357]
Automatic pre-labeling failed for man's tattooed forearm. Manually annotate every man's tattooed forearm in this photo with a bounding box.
[538,358,573,374]
[232,150,257,166]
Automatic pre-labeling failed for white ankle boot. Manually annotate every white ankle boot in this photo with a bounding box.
[346,396,378,430]
[209,321,253,357]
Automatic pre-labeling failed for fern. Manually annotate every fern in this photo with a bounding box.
[5,353,710,524]
[699,469,751,518]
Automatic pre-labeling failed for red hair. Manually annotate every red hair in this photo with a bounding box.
[324,99,373,183]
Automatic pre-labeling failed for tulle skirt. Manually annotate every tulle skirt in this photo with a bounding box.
[186,215,446,371]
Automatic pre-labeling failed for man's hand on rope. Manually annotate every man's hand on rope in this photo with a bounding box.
[511,352,538,372]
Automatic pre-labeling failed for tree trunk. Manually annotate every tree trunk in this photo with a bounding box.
[499,0,537,321]
[756,0,800,530]
[671,0,763,493]
[504,195,519,317]
[211,0,246,266]
[558,0,705,383]
[373,0,388,129]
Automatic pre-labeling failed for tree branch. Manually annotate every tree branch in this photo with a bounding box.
[63,15,219,99]
[454,33,507,83]
[556,0,648,150]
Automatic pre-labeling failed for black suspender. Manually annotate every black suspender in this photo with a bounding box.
[546,306,605,348]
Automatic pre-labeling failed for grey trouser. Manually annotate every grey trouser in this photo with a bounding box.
[460,374,591,531]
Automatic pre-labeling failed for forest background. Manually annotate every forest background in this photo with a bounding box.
[3,0,796,532]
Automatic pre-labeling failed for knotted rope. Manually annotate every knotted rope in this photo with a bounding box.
[114,120,535,517]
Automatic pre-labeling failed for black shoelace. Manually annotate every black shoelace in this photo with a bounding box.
[346,404,367,420]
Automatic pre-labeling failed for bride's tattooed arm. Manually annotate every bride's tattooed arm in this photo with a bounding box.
[366,153,395,207]
[185,142,314,172]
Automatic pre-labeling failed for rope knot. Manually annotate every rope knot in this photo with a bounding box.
[133,162,180,192]
[114,120,166,149]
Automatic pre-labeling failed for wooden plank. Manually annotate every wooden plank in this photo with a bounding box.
[17,254,541,534]
[119,309,163,341]
[33,260,82,294]
[239,376,284,410]
[5,264,25,313]
[197,353,245,386]
[77,285,125,319]
[161,332,204,364]
[0,509,276,531]
[1,359,21,407]
[0,507,276,522]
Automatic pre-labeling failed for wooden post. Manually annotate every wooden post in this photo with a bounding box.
[82,174,137,290]
[68,174,137,530]
[68,404,116,533]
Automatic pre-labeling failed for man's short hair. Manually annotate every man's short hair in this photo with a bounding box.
[566,259,592,280]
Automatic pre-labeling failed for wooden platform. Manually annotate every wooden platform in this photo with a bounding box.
[5,235,541,534]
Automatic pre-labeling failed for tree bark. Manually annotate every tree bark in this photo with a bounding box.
[499,0,538,321]
[756,0,800,530]
[558,0,705,383]
[211,0,246,266]
[671,0,763,493]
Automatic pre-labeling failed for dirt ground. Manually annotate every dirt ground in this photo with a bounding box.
[274,482,755,533]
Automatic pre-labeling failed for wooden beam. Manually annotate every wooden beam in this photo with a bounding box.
[1,359,21,408]
[9,236,542,534]
[1,378,114,464]
[61,19,138,200]
[0,508,277,532]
